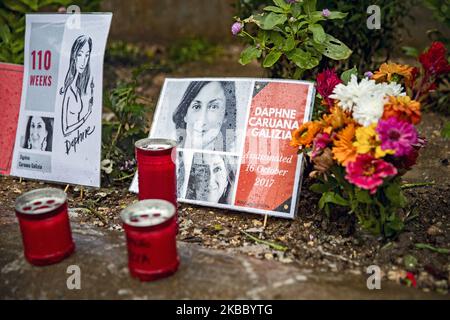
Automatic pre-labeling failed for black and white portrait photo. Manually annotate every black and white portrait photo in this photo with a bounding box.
[185,152,238,205]
[151,79,252,154]
[60,35,94,137]
[22,115,54,152]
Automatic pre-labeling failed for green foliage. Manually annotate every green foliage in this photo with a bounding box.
[442,121,450,139]
[0,0,103,64]
[234,0,417,78]
[168,38,222,66]
[233,0,269,19]
[102,66,152,183]
[422,0,450,27]
[310,165,406,238]
[235,0,352,79]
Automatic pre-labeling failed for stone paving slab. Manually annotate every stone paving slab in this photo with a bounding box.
[0,220,444,300]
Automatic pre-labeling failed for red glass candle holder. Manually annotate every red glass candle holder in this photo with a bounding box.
[15,188,75,266]
[121,199,179,281]
[135,138,177,208]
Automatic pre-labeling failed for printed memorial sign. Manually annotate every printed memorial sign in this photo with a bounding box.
[10,13,112,187]
[130,78,315,218]
[0,63,23,175]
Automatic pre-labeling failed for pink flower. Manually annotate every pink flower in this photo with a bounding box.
[377,117,418,157]
[345,154,397,194]
[316,68,342,107]
[364,71,373,78]
[311,132,332,158]
[231,22,243,35]
[322,9,331,18]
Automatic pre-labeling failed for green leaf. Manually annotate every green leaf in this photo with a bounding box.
[283,35,295,52]
[263,6,286,14]
[291,4,304,18]
[256,12,287,30]
[310,183,330,194]
[0,25,11,44]
[310,11,348,22]
[415,243,450,254]
[272,0,290,10]
[315,34,352,60]
[239,46,262,65]
[309,24,325,43]
[340,66,358,84]
[318,191,349,209]
[355,188,373,204]
[385,183,407,208]
[268,31,285,48]
[2,0,32,13]
[302,0,317,15]
[402,46,419,58]
[286,48,319,69]
[441,121,450,139]
[403,255,418,271]
[263,50,282,67]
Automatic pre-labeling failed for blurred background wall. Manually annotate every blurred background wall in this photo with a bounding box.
[100,0,448,50]
[101,0,236,44]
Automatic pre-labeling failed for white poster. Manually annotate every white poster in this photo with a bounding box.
[11,13,112,187]
[130,78,315,218]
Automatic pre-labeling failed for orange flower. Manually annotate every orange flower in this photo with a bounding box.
[372,63,415,83]
[382,96,421,125]
[332,123,358,166]
[291,121,321,148]
[322,106,353,134]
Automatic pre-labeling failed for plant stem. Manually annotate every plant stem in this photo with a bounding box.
[241,230,287,251]
[401,182,435,189]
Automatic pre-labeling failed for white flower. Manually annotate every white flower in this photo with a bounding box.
[378,81,405,98]
[329,75,405,126]
[101,159,113,174]
[353,93,385,126]
[329,75,361,111]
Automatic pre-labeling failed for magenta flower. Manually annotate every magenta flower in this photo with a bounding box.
[311,132,332,158]
[231,22,243,36]
[377,117,418,157]
[322,9,331,17]
[345,154,398,194]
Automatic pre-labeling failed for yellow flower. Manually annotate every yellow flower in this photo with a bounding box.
[291,121,321,148]
[372,63,415,83]
[321,106,353,134]
[353,124,394,158]
[383,96,421,125]
[332,123,358,166]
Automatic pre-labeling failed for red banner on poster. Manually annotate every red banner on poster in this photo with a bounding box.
[234,82,310,214]
[0,63,23,175]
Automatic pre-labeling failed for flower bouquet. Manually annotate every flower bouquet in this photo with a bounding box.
[291,42,449,237]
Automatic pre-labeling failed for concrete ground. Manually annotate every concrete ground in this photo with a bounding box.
[0,217,443,300]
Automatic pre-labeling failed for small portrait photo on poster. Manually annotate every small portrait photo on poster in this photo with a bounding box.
[185,152,238,205]
[21,115,54,152]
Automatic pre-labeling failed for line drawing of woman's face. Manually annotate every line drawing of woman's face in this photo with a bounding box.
[29,116,47,150]
[184,81,226,149]
[75,42,90,75]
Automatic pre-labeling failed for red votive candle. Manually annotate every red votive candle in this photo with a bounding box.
[121,199,179,281]
[15,188,75,266]
[135,138,177,208]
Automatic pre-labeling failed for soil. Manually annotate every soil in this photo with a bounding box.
[1,44,448,296]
